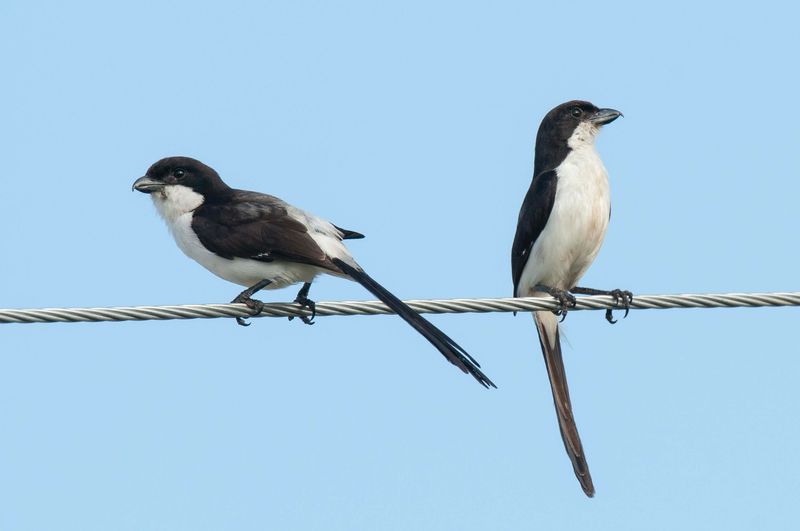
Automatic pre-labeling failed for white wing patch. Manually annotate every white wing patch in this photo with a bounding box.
[286,205,357,266]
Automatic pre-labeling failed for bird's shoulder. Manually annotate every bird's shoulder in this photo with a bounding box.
[197,190,364,239]
[195,189,295,225]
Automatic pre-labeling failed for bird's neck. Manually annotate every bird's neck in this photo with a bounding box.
[534,123,599,176]
[567,122,599,150]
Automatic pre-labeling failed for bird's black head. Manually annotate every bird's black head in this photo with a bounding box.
[132,156,230,198]
[533,100,621,174]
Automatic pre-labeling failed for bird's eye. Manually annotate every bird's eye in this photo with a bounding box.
[571,107,583,117]
[174,169,185,179]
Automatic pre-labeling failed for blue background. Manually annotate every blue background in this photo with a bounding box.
[2,1,799,529]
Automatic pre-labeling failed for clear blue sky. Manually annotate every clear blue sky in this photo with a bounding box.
[2,1,799,529]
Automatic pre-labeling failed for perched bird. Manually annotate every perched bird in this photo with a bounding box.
[133,156,495,388]
[511,101,630,496]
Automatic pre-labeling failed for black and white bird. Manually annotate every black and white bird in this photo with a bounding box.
[133,156,495,388]
[511,101,630,497]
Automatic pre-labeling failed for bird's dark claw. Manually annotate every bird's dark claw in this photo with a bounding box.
[605,289,633,324]
[290,295,316,325]
[555,290,577,320]
[536,285,577,321]
[230,279,272,326]
[288,282,316,325]
[232,296,265,327]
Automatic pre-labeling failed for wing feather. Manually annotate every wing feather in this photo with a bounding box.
[191,190,338,272]
[511,170,558,294]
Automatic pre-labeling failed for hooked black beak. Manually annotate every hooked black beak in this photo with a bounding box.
[132,175,164,193]
[589,108,622,126]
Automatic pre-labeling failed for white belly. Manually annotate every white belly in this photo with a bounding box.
[518,146,611,295]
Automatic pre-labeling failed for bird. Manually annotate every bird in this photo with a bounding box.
[511,100,630,497]
[133,156,495,389]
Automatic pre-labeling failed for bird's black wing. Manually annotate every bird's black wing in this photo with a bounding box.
[191,190,338,272]
[511,169,558,294]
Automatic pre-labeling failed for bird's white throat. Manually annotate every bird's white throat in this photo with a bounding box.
[151,185,205,224]
[567,121,600,150]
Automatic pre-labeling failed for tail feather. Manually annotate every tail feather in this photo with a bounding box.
[332,258,495,389]
[533,310,595,497]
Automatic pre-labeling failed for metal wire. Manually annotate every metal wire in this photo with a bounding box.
[1,291,798,325]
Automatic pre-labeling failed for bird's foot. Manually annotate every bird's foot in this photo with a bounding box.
[231,294,265,327]
[606,289,633,323]
[287,282,316,325]
[230,279,272,326]
[571,286,633,324]
[535,284,577,322]
[291,294,316,325]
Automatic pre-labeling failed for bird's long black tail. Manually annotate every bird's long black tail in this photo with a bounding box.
[332,258,495,389]
[534,310,595,497]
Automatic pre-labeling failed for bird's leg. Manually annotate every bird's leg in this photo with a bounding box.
[534,284,577,322]
[570,286,633,324]
[288,282,316,325]
[231,279,272,326]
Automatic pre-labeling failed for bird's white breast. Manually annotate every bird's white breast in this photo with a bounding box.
[518,134,611,295]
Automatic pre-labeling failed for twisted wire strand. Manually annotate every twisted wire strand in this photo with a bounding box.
[1,292,799,325]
